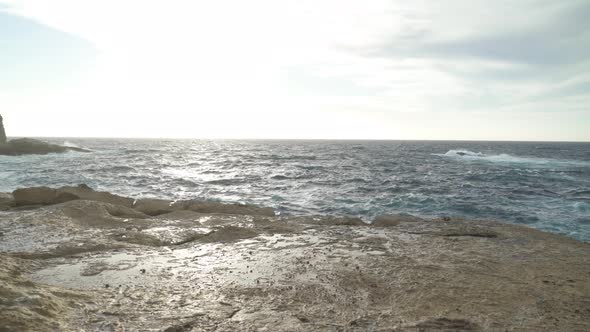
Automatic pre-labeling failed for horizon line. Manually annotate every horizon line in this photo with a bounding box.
[6,136,590,143]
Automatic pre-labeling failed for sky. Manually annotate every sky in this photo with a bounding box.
[0,0,589,141]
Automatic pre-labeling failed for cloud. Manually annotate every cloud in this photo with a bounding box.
[0,0,588,140]
[368,1,590,66]
[326,0,590,121]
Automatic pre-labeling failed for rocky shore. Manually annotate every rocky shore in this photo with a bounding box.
[1,186,589,331]
[0,137,91,155]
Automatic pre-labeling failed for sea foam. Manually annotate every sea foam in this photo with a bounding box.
[436,149,590,168]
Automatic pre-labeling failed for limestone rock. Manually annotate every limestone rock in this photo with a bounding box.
[2,206,589,331]
[12,185,134,208]
[0,114,6,144]
[172,200,275,217]
[57,185,134,208]
[13,187,78,206]
[292,215,367,226]
[61,200,149,226]
[0,138,90,156]
[10,185,276,217]
[1,186,590,331]
[372,213,424,227]
[0,192,14,210]
[133,198,175,216]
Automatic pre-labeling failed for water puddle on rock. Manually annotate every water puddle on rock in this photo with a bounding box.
[27,233,310,290]
[29,244,225,290]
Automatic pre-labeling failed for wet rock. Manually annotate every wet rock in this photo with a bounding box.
[2,186,590,331]
[12,187,77,206]
[12,185,133,208]
[438,226,499,238]
[173,200,275,217]
[163,323,193,332]
[111,231,168,246]
[295,216,366,226]
[103,204,148,219]
[133,198,175,216]
[0,255,85,331]
[155,210,205,221]
[197,226,259,243]
[413,318,479,331]
[58,185,134,208]
[0,192,14,210]
[61,200,149,228]
[111,224,210,247]
[10,185,273,217]
[77,183,92,190]
[12,185,134,207]
[372,213,424,227]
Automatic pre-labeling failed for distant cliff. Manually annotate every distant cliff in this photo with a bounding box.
[0,114,6,144]
[0,114,90,155]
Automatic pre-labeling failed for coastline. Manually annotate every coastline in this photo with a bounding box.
[1,186,589,331]
[2,139,589,243]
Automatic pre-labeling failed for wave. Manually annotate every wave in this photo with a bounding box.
[63,141,83,149]
[268,154,317,161]
[565,189,590,198]
[439,150,484,158]
[205,179,241,185]
[124,149,161,154]
[435,150,590,167]
[110,166,136,172]
[85,165,136,173]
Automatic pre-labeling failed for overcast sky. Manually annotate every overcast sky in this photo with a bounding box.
[1,0,589,140]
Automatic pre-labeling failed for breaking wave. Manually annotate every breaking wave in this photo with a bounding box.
[63,141,83,149]
[436,149,590,168]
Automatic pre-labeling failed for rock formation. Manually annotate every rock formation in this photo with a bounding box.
[0,114,90,155]
[8,184,276,217]
[0,114,6,144]
[0,138,90,155]
[0,186,589,331]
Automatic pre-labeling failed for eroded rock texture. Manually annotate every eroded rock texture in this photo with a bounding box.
[0,186,589,331]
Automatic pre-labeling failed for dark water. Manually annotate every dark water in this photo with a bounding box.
[1,139,589,241]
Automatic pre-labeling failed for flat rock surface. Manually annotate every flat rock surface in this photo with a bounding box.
[0,189,589,331]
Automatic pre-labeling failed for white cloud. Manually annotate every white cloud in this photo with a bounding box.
[1,0,589,140]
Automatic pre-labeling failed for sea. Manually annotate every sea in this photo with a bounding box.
[1,139,589,242]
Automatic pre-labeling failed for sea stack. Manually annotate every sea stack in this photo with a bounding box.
[0,114,6,144]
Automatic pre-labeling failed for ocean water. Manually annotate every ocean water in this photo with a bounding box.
[1,139,589,242]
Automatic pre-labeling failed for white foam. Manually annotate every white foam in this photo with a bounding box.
[63,141,81,148]
[435,149,590,168]
[440,150,484,158]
